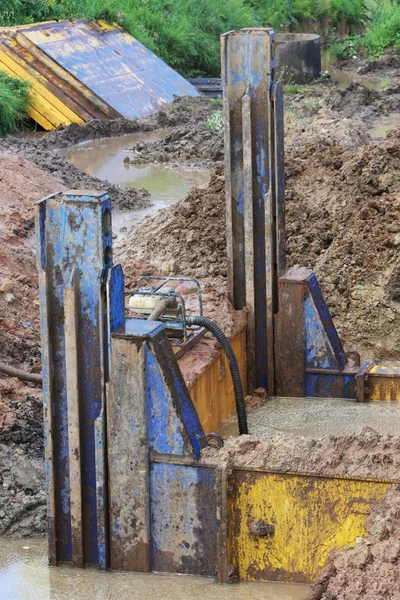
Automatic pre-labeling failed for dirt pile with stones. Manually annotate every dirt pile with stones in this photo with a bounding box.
[121,129,400,361]
[201,426,400,479]
[312,484,400,600]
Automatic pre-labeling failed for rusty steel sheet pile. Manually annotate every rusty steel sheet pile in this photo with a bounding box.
[0,20,200,130]
[35,27,400,587]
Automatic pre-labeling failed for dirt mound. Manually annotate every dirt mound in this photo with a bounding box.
[0,442,45,537]
[117,162,227,280]
[0,155,63,370]
[312,485,400,600]
[358,53,400,75]
[288,128,400,360]
[326,82,380,119]
[201,427,400,479]
[121,130,400,360]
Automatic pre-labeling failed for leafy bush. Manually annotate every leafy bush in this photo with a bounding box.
[363,0,400,56]
[0,0,259,77]
[247,0,364,30]
[329,33,363,59]
[0,71,30,135]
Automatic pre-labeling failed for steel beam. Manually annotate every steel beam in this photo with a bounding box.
[221,28,285,394]
[36,189,124,567]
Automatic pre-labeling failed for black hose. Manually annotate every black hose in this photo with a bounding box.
[186,315,248,435]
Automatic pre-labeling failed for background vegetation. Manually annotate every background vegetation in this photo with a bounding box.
[0,72,30,134]
[0,0,399,75]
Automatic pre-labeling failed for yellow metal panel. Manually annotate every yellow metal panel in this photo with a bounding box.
[0,49,84,125]
[188,325,246,433]
[27,105,54,131]
[369,377,400,401]
[229,469,391,583]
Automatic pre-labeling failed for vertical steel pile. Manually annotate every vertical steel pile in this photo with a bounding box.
[36,190,124,568]
[221,28,285,395]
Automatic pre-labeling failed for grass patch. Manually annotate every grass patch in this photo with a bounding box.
[284,82,304,95]
[207,110,223,132]
[0,0,259,78]
[0,71,30,135]
[363,0,400,56]
[247,0,364,30]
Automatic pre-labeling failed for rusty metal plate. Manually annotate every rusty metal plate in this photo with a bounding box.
[228,468,392,583]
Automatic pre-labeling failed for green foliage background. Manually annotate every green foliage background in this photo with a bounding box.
[0,0,399,75]
[0,71,30,134]
[0,0,399,132]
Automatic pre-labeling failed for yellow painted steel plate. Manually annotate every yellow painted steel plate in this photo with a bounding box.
[229,469,391,583]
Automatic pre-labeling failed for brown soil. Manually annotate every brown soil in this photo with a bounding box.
[0,82,400,546]
[312,485,400,600]
[121,129,400,361]
[338,52,400,79]
[201,426,400,480]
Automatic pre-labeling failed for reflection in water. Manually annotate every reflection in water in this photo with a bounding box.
[321,54,389,91]
[0,538,311,600]
[64,130,210,236]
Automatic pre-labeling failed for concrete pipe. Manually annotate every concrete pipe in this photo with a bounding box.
[275,33,321,84]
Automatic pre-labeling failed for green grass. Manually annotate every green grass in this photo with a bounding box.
[0,0,399,81]
[207,110,223,131]
[363,0,400,56]
[0,71,31,135]
[284,82,303,95]
[247,0,364,31]
[0,0,259,78]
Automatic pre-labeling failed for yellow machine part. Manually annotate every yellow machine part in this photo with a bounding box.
[188,325,247,434]
[229,469,392,583]
[368,363,400,401]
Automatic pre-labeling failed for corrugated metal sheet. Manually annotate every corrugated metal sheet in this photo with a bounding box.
[0,20,200,130]
[188,324,247,433]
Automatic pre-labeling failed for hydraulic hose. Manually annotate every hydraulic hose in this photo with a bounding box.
[186,315,248,435]
[148,296,172,321]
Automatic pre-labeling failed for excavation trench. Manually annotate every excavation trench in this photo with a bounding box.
[64,130,211,238]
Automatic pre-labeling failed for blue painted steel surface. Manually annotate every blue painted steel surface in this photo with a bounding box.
[150,463,218,575]
[146,348,187,455]
[305,374,356,399]
[222,28,275,393]
[276,268,357,399]
[307,273,345,370]
[25,20,200,120]
[304,295,339,370]
[149,332,203,458]
[36,189,119,566]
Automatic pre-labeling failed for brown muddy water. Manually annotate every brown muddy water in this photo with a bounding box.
[369,113,400,138]
[0,538,311,600]
[64,131,210,235]
[321,54,390,90]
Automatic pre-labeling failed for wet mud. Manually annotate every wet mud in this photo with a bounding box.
[312,485,400,600]
[0,74,399,575]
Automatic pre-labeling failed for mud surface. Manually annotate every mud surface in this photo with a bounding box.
[336,52,400,80]
[201,426,400,480]
[0,78,400,544]
[312,485,400,600]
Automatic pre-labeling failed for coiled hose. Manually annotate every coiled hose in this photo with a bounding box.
[186,315,248,435]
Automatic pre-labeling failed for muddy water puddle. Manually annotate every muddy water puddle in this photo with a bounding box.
[0,538,310,600]
[321,55,390,90]
[65,131,210,236]
[369,113,400,138]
